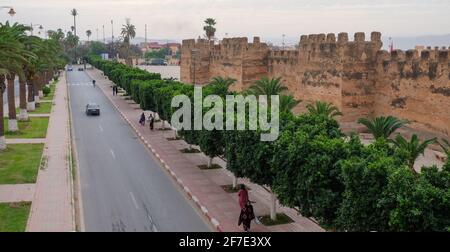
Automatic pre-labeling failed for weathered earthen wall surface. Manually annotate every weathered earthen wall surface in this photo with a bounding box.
[181,32,450,137]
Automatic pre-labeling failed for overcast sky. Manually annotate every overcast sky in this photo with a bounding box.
[3,0,450,43]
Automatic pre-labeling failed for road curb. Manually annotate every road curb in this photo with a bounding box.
[87,69,223,232]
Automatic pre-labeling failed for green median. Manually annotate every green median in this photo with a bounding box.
[17,102,52,114]
[5,118,49,139]
[0,144,44,184]
[0,202,31,232]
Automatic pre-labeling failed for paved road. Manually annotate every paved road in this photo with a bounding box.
[68,70,211,232]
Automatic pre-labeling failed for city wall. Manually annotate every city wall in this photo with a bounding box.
[181,32,450,137]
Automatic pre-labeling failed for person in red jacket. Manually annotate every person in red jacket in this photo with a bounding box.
[238,184,254,232]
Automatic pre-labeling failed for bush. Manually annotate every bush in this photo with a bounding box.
[43,86,51,97]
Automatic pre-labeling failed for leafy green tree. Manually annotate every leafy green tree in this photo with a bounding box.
[306,101,342,119]
[197,78,235,168]
[271,113,351,228]
[203,18,216,41]
[358,116,409,140]
[381,165,450,231]
[88,41,107,55]
[391,134,436,173]
[145,48,169,60]
[337,138,406,231]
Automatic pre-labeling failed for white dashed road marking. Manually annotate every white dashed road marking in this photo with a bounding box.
[129,192,139,210]
[110,149,116,159]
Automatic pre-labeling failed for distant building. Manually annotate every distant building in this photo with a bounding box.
[139,42,181,55]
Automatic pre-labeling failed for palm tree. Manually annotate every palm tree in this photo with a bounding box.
[70,8,78,62]
[249,77,288,96]
[358,116,409,140]
[203,18,216,41]
[0,22,32,148]
[86,30,92,42]
[120,19,136,66]
[391,134,437,173]
[306,100,343,119]
[209,76,236,96]
[439,139,450,157]
[280,95,300,113]
[70,9,78,37]
[0,22,34,132]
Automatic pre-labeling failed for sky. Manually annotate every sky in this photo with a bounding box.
[2,0,450,45]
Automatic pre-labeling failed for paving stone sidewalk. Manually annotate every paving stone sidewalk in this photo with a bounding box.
[26,73,74,232]
[87,68,323,232]
[0,184,35,203]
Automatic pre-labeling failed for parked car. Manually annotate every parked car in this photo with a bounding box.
[78,68,84,71]
[85,103,100,116]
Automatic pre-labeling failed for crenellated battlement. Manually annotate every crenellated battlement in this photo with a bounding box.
[376,48,449,80]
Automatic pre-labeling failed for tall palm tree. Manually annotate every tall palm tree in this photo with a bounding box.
[71,8,78,62]
[86,30,92,42]
[0,22,34,132]
[391,134,437,173]
[70,9,78,37]
[0,23,31,148]
[358,116,409,140]
[306,100,343,119]
[280,95,300,113]
[120,19,136,66]
[203,18,216,41]
[249,77,288,96]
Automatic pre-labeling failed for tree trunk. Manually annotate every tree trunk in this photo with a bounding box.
[34,75,40,105]
[18,75,28,121]
[270,192,277,221]
[232,176,238,189]
[7,74,18,132]
[0,77,6,150]
[27,79,35,111]
[208,157,213,168]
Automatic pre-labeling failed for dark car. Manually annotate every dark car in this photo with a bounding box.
[86,103,100,116]
[78,68,84,71]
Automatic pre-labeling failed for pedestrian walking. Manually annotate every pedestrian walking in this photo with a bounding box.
[92,79,96,87]
[113,86,117,96]
[149,114,155,131]
[139,112,146,126]
[237,184,254,232]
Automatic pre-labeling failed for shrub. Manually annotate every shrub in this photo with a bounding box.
[43,86,51,97]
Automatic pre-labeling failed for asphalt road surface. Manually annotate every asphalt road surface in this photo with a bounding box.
[68,70,211,232]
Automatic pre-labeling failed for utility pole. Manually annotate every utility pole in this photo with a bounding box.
[111,20,114,59]
[111,19,114,43]
[282,34,285,50]
[102,24,105,44]
[145,24,147,44]
[96,28,99,41]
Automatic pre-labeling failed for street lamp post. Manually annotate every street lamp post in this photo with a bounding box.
[1,6,15,20]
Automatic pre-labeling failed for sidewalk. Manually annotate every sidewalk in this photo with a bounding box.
[87,68,323,232]
[26,73,74,232]
[0,184,35,203]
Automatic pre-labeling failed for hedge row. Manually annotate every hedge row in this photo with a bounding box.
[89,56,450,231]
